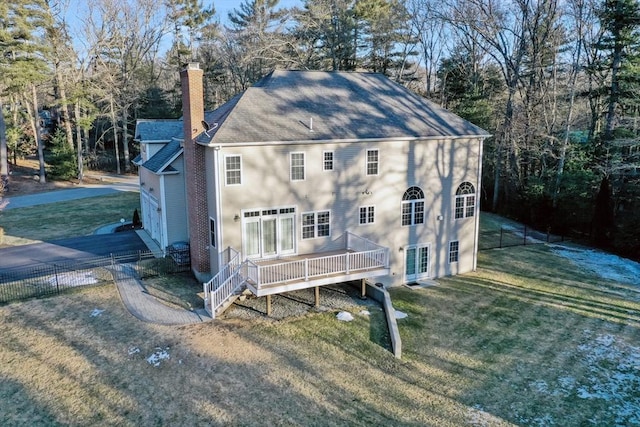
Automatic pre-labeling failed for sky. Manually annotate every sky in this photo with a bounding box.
[63,0,304,58]
[214,0,302,23]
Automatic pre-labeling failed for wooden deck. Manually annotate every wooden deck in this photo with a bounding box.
[245,249,390,296]
[204,232,390,317]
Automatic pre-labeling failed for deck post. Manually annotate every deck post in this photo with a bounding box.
[314,286,320,307]
[266,294,272,316]
[361,278,367,299]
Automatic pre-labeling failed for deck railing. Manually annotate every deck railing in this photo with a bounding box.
[204,233,389,316]
[248,247,389,288]
[203,247,240,313]
[209,266,245,318]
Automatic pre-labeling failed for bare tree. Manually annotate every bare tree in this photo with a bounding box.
[84,0,167,173]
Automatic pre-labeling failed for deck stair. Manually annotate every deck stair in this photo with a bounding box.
[203,232,390,318]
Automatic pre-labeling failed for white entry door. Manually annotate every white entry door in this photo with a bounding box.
[405,244,430,282]
[243,207,296,259]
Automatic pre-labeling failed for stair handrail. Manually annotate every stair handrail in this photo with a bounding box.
[209,263,247,318]
[203,247,241,310]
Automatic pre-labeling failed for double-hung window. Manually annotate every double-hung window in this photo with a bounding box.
[302,210,331,239]
[225,155,242,185]
[359,206,375,225]
[401,186,425,226]
[366,149,379,175]
[291,152,305,181]
[323,151,334,171]
[455,182,476,219]
[449,241,459,263]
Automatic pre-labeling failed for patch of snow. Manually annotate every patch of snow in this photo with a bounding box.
[574,332,640,423]
[359,310,370,316]
[49,272,98,287]
[336,311,354,322]
[394,310,408,319]
[147,347,170,367]
[550,245,640,285]
[90,308,104,317]
[128,347,140,355]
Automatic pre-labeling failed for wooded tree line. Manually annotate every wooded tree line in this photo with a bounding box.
[1,0,639,259]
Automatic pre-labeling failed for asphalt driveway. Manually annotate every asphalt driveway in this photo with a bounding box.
[0,231,148,272]
[1,179,146,274]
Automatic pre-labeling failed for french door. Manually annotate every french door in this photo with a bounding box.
[405,243,430,282]
[243,207,296,259]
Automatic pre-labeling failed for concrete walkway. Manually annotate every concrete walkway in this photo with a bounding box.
[111,264,211,325]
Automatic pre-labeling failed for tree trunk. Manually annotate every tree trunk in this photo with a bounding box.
[554,19,583,209]
[32,86,46,183]
[54,65,75,150]
[121,107,130,173]
[0,100,8,180]
[74,101,84,181]
[110,97,121,175]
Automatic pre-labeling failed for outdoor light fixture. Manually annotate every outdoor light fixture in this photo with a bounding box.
[234,214,240,222]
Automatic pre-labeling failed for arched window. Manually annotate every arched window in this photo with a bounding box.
[401,186,425,226]
[455,182,476,219]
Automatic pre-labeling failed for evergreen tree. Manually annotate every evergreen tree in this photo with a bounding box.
[0,0,52,183]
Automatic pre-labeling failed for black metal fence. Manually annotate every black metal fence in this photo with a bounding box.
[479,225,564,251]
[0,247,191,304]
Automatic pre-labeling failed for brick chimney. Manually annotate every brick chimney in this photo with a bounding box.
[180,63,210,280]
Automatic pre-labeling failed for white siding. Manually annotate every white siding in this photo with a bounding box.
[162,158,189,247]
[208,137,482,286]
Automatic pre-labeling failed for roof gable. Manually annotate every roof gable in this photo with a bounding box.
[141,139,183,173]
[197,70,489,145]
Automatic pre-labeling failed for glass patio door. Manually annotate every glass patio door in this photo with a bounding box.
[405,244,430,282]
[243,208,296,259]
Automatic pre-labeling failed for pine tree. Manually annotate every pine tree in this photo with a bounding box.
[0,0,52,183]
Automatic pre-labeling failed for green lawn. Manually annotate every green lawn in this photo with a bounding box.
[0,192,140,246]
[1,239,638,425]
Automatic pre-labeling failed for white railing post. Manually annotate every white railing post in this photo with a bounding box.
[304,258,309,281]
[345,253,350,274]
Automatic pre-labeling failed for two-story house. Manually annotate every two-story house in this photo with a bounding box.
[137,63,489,317]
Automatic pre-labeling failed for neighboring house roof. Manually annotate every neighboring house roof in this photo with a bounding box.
[135,111,221,143]
[141,139,183,174]
[135,119,183,143]
[196,70,490,146]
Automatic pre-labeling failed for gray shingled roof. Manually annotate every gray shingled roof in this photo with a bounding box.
[142,139,182,173]
[135,120,183,142]
[196,70,489,145]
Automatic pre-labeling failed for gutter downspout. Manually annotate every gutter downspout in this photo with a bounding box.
[213,146,224,273]
[473,138,485,271]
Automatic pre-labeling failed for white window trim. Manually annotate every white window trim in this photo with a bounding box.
[404,243,431,282]
[290,152,306,181]
[366,149,379,176]
[301,210,331,239]
[323,150,334,172]
[359,205,375,225]
[401,200,425,226]
[449,240,459,263]
[224,154,242,186]
[454,182,476,219]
